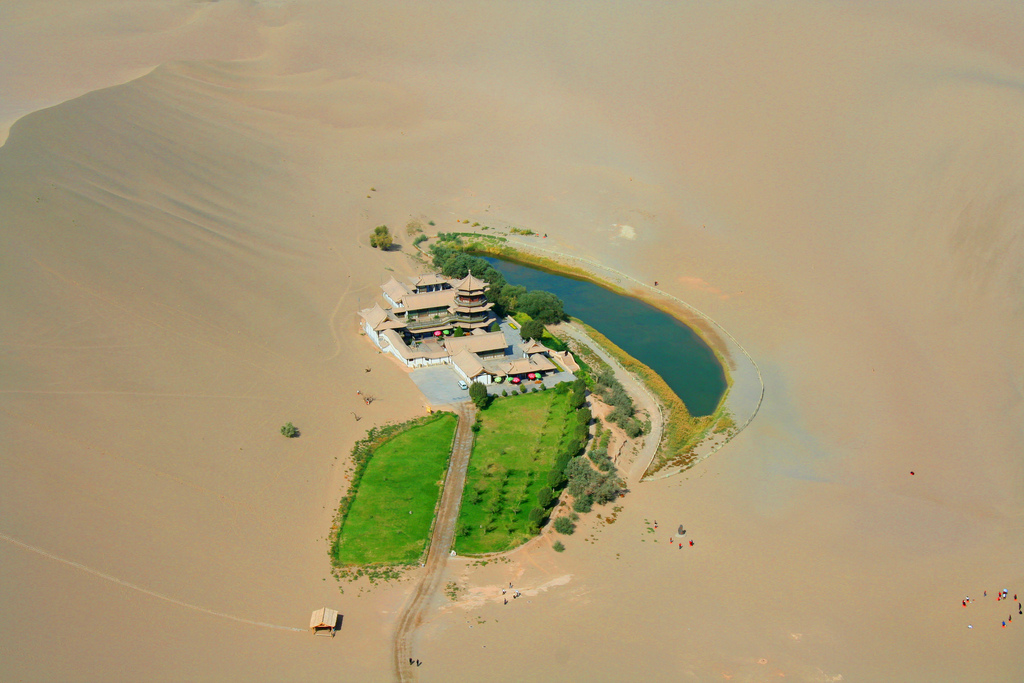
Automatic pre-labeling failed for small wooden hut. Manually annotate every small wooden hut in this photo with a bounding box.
[310,607,339,636]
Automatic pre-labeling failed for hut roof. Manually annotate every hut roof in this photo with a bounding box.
[551,350,580,372]
[414,273,448,289]
[521,339,548,355]
[452,349,486,378]
[397,289,456,312]
[504,355,556,375]
[444,330,507,356]
[381,276,411,304]
[310,607,339,629]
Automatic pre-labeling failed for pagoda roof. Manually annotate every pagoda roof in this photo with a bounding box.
[455,271,489,293]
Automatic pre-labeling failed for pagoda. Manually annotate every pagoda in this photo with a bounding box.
[452,271,494,330]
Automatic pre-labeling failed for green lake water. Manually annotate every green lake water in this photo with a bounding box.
[484,257,727,417]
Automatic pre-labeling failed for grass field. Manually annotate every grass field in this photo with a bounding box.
[454,389,574,554]
[332,412,457,566]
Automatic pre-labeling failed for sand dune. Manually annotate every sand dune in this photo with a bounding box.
[2,1,1022,681]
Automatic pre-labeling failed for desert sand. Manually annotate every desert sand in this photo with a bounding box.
[2,1,1023,681]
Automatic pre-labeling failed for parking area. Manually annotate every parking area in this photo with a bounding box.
[409,365,471,407]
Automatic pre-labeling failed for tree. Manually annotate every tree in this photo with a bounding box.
[528,506,548,527]
[469,381,490,409]
[517,290,565,324]
[520,319,545,341]
[537,486,555,509]
[369,225,393,249]
[280,422,299,438]
[547,468,567,489]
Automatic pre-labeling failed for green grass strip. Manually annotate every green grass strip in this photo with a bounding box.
[332,412,458,566]
[455,390,573,554]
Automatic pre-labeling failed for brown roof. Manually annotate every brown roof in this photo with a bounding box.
[381,330,449,360]
[551,350,580,372]
[455,271,488,293]
[397,289,456,312]
[360,303,404,331]
[452,349,486,378]
[415,273,448,288]
[503,356,556,375]
[310,607,339,629]
[444,330,507,355]
[521,339,547,355]
[381,276,411,304]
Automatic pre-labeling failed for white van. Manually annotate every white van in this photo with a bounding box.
[458,380,468,390]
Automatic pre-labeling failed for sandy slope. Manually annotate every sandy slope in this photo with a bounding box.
[2,1,1023,681]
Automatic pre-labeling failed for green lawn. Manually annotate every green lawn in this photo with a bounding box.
[333,412,457,566]
[454,389,574,554]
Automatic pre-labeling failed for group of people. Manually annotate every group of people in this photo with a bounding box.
[653,520,694,549]
[962,588,1021,629]
[501,582,522,605]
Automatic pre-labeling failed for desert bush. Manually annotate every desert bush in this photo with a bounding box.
[553,516,575,535]
[369,225,393,249]
[280,422,299,438]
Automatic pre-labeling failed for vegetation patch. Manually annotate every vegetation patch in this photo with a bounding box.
[330,412,458,567]
[576,321,727,475]
[454,390,578,554]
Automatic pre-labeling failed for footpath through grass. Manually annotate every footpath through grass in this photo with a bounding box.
[455,389,574,554]
[332,412,457,566]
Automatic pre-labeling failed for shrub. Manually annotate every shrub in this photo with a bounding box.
[553,516,575,535]
[501,389,508,397]
[552,541,565,552]
[280,422,299,438]
[413,234,428,247]
[369,225,393,249]
[519,384,527,394]
[573,494,593,513]
[471,422,481,432]
[453,327,465,337]
[469,382,490,409]
[623,417,643,438]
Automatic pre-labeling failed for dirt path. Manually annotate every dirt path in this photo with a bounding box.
[392,402,476,682]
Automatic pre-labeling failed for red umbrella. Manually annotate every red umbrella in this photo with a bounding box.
[433,330,442,336]
[528,373,536,380]
[511,377,521,384]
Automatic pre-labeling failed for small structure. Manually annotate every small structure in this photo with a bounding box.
[310,607,339,637]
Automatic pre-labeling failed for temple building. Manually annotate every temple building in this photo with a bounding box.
[359,271,576,385]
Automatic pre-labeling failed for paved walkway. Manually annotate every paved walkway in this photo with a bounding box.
[392,402,476,682]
